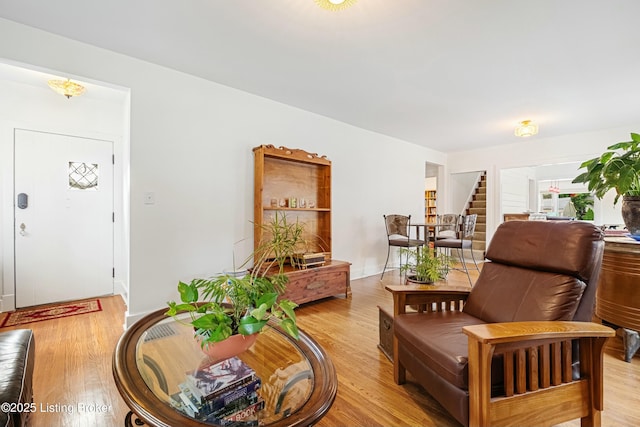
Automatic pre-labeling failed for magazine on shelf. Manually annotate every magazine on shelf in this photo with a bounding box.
[204,398,265,426]
[175,378,262,420]
[169,355,265,421]
[186,356,257,401]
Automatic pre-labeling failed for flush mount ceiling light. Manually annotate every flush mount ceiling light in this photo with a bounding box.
[514,120,539,137]
[315,0,357,11]
[47,79,86,99]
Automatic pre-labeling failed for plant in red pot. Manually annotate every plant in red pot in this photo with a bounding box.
[166,212,305,361]
[573,132,640,235]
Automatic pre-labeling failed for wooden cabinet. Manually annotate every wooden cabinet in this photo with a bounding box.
[425,190,437,223]
[253,145,351,304]
[596,237,640,361]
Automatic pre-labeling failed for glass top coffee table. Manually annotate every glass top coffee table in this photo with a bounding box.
[113,308,337,427]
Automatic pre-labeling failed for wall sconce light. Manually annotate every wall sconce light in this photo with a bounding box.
[47,79,86,99]
[514,120,539,137]
[315,0,357,11]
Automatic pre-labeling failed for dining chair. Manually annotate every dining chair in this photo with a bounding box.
[381,214,426,279]
[435,213,460,240]
[434,214,479,285]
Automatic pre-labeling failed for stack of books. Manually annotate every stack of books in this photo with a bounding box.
[170,356,264,426]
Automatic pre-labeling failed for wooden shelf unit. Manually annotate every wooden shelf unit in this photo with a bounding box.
[253,145,351,304]
[425,190,437,223]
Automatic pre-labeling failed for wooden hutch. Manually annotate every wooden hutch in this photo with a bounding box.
[253,145,351,304]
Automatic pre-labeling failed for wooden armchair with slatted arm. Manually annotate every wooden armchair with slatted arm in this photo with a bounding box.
[464,321,613,427]
[391,221,616,427]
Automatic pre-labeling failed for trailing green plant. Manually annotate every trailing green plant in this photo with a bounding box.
[399,247,452,283]
[165,273,299,347]
[166,212,307,348]
[572,132,640,204]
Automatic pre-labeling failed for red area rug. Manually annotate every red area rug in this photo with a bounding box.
[0,299,102,327]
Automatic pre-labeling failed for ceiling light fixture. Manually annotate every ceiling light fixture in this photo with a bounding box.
[514,120,539,137]
[47,79,86,99]
[315,0,357,11]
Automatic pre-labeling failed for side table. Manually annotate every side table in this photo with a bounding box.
[113,308,338,426]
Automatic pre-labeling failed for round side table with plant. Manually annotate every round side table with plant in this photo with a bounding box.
[573,132,640,235]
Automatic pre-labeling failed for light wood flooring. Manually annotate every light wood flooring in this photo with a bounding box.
[1,268,638,427]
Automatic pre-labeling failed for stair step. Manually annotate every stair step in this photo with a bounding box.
[474,194,486,201]
[472,241,486,251]
[475,223,486,232]
[476,187,486,194]
[473,215,486,224]
[471,201,486,209]
[468,208,485,215]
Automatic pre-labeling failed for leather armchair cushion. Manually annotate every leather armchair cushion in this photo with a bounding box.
[485,220,603,282]
[394,311,485,389]
[463,262,585,323]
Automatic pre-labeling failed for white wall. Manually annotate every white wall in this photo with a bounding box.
[0,77,127,311]
[500,167,535,216]
[448,126,640,243]
[449,171,483,215]
[0,18,447,325]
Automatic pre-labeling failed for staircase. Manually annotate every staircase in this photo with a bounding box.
[466,173,487,255]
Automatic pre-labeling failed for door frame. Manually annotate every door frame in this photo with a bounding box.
[13,128,115,307]
[1,124,126,312]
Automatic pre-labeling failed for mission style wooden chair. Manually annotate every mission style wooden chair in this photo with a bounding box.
[392,220,615,427]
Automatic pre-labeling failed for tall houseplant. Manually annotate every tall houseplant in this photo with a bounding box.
[572,132,640,234]
[165,212,306,358]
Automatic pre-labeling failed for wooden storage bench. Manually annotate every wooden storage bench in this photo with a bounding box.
[378,306,394,362]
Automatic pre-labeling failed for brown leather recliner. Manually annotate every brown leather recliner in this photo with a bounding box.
[0,329,35,427]
[393,220,615,427]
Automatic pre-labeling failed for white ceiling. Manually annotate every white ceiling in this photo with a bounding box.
[1,0,639,153]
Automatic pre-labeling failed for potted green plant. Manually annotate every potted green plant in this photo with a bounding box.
[399,247,452,284]
[165,212,306,361]
[572,132,640,234]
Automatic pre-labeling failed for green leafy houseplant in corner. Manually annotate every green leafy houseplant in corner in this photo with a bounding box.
[572,132,640,234]
[165,212,306,357]
[399,247,452,284]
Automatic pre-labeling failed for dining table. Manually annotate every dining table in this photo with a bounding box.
[409,222,449,245]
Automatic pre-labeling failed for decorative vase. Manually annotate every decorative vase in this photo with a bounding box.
[622,196,640,235]
[198,333,258,363]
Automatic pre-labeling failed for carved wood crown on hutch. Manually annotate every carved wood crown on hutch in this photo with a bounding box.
[253,145,331,166]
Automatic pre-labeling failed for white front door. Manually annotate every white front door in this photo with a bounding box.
[14,129,114,307]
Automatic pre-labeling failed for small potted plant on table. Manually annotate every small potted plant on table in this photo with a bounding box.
[166,212,306,361]
[399,247,452,284]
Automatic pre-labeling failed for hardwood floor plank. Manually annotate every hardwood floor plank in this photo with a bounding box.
[0,268,638,427]
[0,296,130,427]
